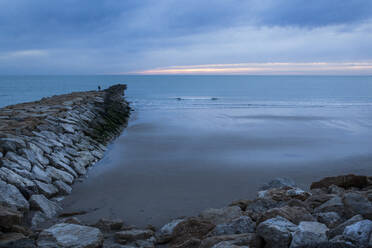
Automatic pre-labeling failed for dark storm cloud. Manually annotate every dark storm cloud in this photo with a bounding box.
[0,0,371,74]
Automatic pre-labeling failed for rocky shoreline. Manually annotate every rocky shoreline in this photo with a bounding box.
[0,85,130,246]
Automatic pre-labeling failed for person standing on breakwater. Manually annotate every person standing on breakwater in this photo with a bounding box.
[98,85,101,91]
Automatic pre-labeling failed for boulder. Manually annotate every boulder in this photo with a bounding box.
[32,166,52,184]
[70,160,87,176]
[314,196,345,216]
[258,206,315,225]
[311,175,370,190]
[260,177,297,190]
[289,221,329,248]
[155,218,184,244]
[115,229,154,244]
[0,137,26,153]
[48,155,77,178]
[53,180,72,195]
[211,241,243,248]
[30,211,48,228]
[343,192,372,219]
[0,233,35,248]
[200,206,242,225]
[21,146,49,166]
[305,194,335,209]
[209,216,255,236]
[35,180,59,197]
[46,166,74,185]
[170,217,215,247]
[258,187,311,201]
[328,214,364,238]
[4,152,32,171]
[29,194,62,218]
[0,167,36,193]
[256,216,298,248]
[37,223,103,248]
[315,212,342,228]
[0,205,23,230]
[0,180,29,211]
[245,198,282,221]
[343,220,372,247]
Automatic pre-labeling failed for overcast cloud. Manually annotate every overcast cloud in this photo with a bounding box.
[0,0,371,74]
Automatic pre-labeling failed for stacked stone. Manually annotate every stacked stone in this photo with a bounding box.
[0,85,130,236]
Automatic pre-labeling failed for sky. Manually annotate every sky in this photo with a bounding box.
[0,0,372,75]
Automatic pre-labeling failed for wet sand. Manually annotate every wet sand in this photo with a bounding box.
[61,107,372,227]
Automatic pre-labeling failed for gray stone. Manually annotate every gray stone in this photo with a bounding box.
[210,216,256,236]
[0,137,26,152]
[61,123,76,133]
[343,192,372,219]
[32,166,52,183]
[46,166,74,185]
[53,180,72,195]
[245,198,282,221]
[329,214,364,238]
[30,194,62,218]
[1,159,31,172]
[260,177,297,190]
[314,196,344,215]
[0,180,29,211]
[20,147,49,166]
[211,241,243,248]
[343,220,372,247]
[316,212,342,228]
[35,180,59,197]
[155,218,184,244]
[0,167,36,192]
[70,160,87,175]
[200,233,263,248]
[29,141,52,154]
[256,216,298,248]
[4,152,32,170]
[290,221,329,248]
[48,155,77,178]
[37,223,103,248]
[200,206,242,225]
[78,151,96,165]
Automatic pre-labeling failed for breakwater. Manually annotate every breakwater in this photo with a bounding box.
[0,85,130,232]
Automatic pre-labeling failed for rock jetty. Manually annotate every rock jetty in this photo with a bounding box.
[0,85,130,246]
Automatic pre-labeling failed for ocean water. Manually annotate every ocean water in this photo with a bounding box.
[2,75,372,226]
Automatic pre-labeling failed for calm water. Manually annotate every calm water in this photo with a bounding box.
[2,75,372,226]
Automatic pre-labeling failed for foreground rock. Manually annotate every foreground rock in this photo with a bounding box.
[37,223,103,248]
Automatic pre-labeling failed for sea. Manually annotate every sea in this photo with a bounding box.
[1,75,372,226]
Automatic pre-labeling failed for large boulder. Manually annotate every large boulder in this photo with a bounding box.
[343,220,372,247]
[289,221,329,248]
[328,214,364,238]
[258,187,311,202]
[37,223,103,248]
[314,196,345,216]
[4,152,32,171]
[170,217,215,247]
[209,216,256,236]
[200,206,242,225]
[256,216,298,248]
[315,212,342,228]
[155,218,184,244]
[260,178,297,190]
[245,198,282,221]
[311,175,370,190]
[257,206,315,225]
[29,194,62,219]
[34,180,59,197]
[343,192,372,219]
[0,180,29,211]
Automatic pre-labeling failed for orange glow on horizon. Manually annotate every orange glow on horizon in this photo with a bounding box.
[134,62,372,75]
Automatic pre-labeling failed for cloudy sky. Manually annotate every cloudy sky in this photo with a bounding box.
[1,0,372,74]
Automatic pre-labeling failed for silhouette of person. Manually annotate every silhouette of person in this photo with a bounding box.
[98,85,101,91]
